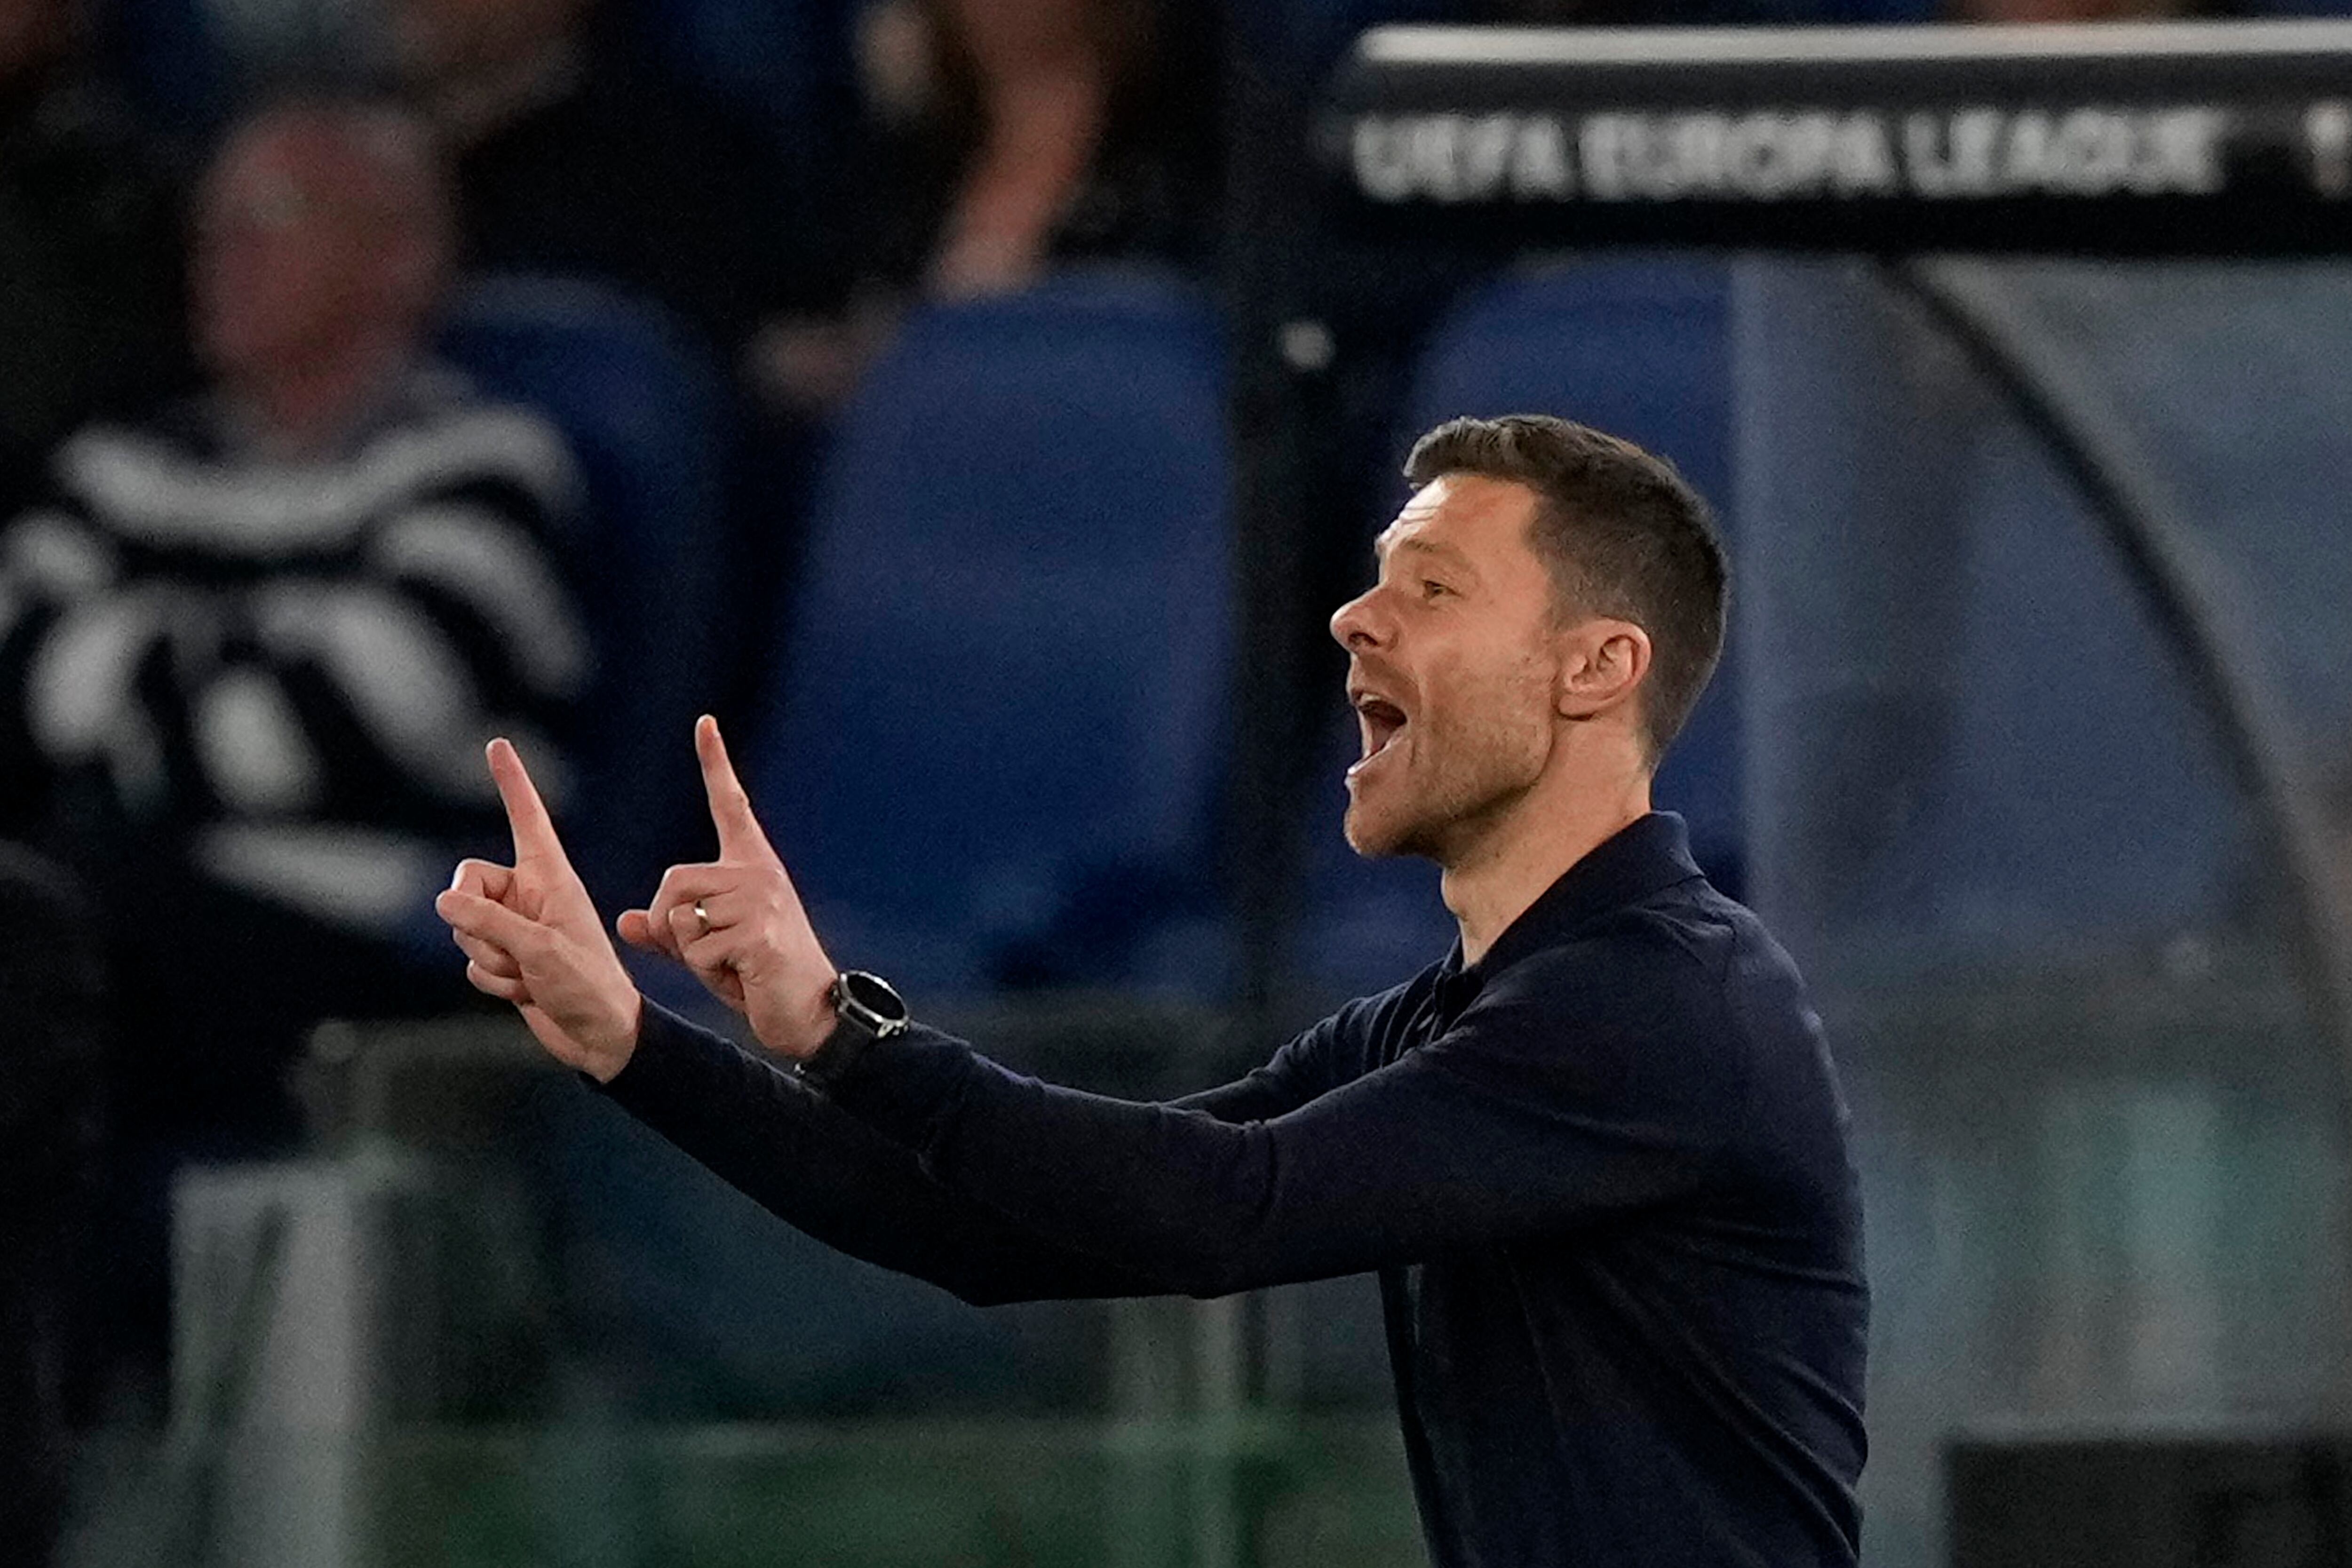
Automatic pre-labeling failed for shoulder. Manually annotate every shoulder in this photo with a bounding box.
[1606,884,1854,1186]
[45,379,584,559]
[48,408,214,517]
[1441,887,1808,1113]
[395,369,580,482]
[348,369,587,529]
[1494,883,1811,1024]
[1445,889,1858,1202]
[1474,894,1741,1038]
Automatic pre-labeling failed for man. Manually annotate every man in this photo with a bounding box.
[439,415,1870,1566]
[0,96,590,1386]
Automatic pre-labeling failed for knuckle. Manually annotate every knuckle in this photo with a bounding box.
[656,864,714,904]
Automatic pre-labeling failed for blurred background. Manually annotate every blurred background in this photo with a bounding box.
[3,0,2351,1563]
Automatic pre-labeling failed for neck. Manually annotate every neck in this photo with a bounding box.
[226,339,410,460]
[1440,749,1653,968]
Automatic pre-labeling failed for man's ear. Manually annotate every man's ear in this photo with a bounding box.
[1554,619,1651,721]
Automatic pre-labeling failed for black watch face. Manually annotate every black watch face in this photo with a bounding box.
[841,970,908,1023]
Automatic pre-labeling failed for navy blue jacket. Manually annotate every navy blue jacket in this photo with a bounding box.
[601,812,1868,1566]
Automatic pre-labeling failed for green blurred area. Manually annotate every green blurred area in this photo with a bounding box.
[76,1416,1427,1568]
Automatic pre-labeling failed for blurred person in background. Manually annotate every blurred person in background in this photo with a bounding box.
[0,0,184,519]
[757,0,1219,407]
[883,0,1217,299]
[0,94,591,1394]
[391,0,845,356]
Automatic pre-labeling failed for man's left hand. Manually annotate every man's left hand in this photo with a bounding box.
[618,716,840,1061]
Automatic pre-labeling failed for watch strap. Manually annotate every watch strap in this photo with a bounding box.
[793,1015,872,1088]
[794,971,909,1088]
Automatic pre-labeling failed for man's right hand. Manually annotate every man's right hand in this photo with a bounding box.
[435,737,643,1082]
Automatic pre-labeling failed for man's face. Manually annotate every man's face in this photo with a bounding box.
[193,119,414,382]
[1330,474,1568,863]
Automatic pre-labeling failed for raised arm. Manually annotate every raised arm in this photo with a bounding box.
[810,942,1730,1298]
[596,1003,1158,1304]
[595,999,1335,1305]
[436,719,1338,1306]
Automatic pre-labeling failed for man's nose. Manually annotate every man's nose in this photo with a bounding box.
[1330,588,1386,651]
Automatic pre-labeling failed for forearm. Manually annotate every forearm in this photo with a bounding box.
[597,1004,1161,1306]
[815,997,1716,1298]
[818,1030,1331,1296]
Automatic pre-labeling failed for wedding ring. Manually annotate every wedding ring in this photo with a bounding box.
[692,898,711,938]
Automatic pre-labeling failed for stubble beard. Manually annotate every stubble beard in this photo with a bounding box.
[1344,704,1549,868]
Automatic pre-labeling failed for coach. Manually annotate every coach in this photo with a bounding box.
[437,414,1869,1567]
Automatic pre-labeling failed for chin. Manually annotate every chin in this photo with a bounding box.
[1343,797,1433,861]
[195,322,269,382]
[1342,797,1390,858]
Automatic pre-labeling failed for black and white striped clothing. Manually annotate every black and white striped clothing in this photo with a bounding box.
[0,368,590,938]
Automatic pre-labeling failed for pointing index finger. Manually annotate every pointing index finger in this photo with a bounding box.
[697,716,775,860]
[488,737,570,865]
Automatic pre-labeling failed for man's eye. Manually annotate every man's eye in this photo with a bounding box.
[1420,579,1449,599]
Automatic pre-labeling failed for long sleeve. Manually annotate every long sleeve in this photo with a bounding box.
[596,1000,1340,1306]
[818,941,1737,1299]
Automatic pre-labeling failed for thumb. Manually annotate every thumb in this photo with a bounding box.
[437,886,547,957]
[696,714,777,861]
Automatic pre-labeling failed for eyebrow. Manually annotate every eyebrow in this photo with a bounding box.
[1376,534,1479,577]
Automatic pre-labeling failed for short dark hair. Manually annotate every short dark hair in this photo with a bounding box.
[1403,414,1727,759]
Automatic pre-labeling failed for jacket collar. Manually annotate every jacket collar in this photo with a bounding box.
[1430,812,1705,1010]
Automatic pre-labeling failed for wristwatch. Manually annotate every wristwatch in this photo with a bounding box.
[795,970,910,1086]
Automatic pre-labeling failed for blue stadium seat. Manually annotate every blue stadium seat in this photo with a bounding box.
[1299,256,1740,999]
[755,267,1233,999]
[439,276,732,921]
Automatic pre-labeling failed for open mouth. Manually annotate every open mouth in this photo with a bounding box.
[1349,692,1409,778]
